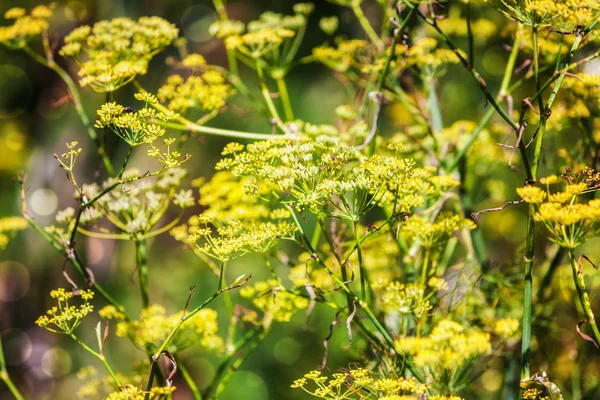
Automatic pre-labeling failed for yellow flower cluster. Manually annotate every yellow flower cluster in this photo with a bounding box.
[488,0,600,30]
[105,385,175,400]
[36,288,94,334]
[401,213,476,250]
[240,280,309,324]
[372,278,448,320]
[291,368,444,399]
[182,215,297,262]
[494,318,520,337]
[157,69,235,114]
[395,319,491,388]
[0,5,54,48]
[116,305,223,354]
[60,17,178,92]
[0,215,27,250]
[517,170,600,248]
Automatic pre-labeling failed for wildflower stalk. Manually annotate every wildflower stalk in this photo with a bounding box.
[134,81,276,140]
[68,333,122,388]
[353,220,367,300]
[212,0,239,76]
[401,0,518,132]
[118,146,134,179]
[0,338,24,400]
[275,77,294,122]
[535,246,565,303]
[351,1,384,49]
[255,63,286,131]
[214,329,267,399]
[465,1,474,68]
[178,361,202,400]
[21,46,115,176]
[522,21,598,380]
[136,239,150,308]
[446,26,523,173]
[568,251,600,345]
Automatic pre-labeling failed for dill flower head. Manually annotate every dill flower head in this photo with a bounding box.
[116,305,223,354]
[59,16,178,92]
[395,319,492,392]
[517,169,600,248]
[291,368,432,398]
[36,288,94,334]
[486,0,600,30]
[157,69,235,114]
[240,280,308,325]
[0,5,54,48]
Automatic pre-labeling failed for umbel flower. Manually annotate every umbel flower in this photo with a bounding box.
[486,0,600,30]
[36,288,94,335]
[517,169,600,249]
[0,5,54,48]
[60,16,178,92]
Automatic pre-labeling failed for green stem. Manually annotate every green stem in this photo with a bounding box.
[568,250,600,345]
[135,81,277,140]
[0,339,24,400]
[446,27,523,172]
[255,63,285,131]
[352,2,384,48]
[118,146,133,179]
[521,204,535,379]
[23,47,114,176]
[275,77,294,122]
[214,330,266,399]
[136,239,150,308]
[402,1,518,131]
[465,1,474,68]
[353,220,367,300]
[178,361,202,400]
[212,0,239,76]
[535,246,565,303]
[69,333,122,388]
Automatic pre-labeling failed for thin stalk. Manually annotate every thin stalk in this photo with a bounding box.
[520,204,535,379]
[69,334,122,388]
[134,82,277,140]
[401,0,518,131]
[465,1,474,68]
[0,338,24,400]
[276,77,294,121]
[136,239,150,308]
[568,251,600,345]
[427,77,443,133]
[212,0,239,76]
[23,47,114,176]
[214,330,266,399]
[178,361,202,400]
[162,121,275,141]
[353,220,367,300]
[446,27,523,172]
[352,2,384,48]
[535,246,565,302]
[255,63,285,131]
[118,146,133,179]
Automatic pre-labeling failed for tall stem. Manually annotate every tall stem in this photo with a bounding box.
[69,334,122,388]
[353,220,367,300]
[520,204,535,379]
[0,338,24,400]
[352,2,384,48]
[118,146,133,179]
[136,239,150,309]
[23,47,114,176]
[568,251,600,345]
[276,77,294,122]
[178,361,202,400]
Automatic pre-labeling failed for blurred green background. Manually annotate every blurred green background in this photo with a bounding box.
[1,0,599,399]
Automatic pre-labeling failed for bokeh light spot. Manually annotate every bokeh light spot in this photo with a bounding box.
[0,261,30,302]
[30,188,58,217]
[41,348,72,378]
[273,337,300,365]
[1,329,32,366]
